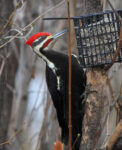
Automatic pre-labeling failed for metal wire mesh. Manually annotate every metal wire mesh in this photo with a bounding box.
[73,10,122,68]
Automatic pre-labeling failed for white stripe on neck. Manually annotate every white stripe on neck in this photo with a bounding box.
[33,46,57,74]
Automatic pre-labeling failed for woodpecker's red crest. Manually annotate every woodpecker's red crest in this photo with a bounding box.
[25,30,67,49]
[25,32,52,47]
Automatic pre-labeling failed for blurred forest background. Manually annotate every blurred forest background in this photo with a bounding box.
[0,0,122,150]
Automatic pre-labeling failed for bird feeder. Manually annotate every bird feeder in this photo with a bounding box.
[43,10,122,68]
[73,10,122,68]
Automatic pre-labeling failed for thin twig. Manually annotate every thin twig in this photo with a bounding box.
[16,135,25,150]
[106,0,122,23]
[72,134,80,149]
[35,99,51,150]
[0,0,23,36]
[98,82,122,150]
[105,26,122,71]
[27,81,42,126]
[6,83,15,93]
[0,122,26,146]
[0,52,11,78]
[105,120,122,150]
[110,83,122,111]
[0,0,65,49]
[0,59,6,77]
[104,0,122,71]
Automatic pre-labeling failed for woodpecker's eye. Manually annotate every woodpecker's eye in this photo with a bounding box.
[32,36,47,47]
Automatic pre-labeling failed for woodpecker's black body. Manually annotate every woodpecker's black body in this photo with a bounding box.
[43,49,86,150]
[25,31,86,150]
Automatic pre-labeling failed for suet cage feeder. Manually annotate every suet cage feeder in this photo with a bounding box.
[73,10,122,68]
[43,10,122,68]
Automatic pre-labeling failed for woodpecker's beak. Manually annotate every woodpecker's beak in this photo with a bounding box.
[52,29,67,39]
[44,29,67,50]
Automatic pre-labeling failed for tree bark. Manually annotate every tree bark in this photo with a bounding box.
[79,1,122,150]
[81,70,108,150]
[0,1,17,150]
[80,0,102,15]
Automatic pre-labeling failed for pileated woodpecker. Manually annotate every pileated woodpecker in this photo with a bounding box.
[25,30,86,150]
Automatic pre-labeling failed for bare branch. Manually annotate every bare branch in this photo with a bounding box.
[6,83,15,93]
[0,0,65,49]
[0,0,23,36]
[105,120,122,150]
[0,52,11,78]
[27,81,43,126]
[110,83,122,111]
[0,122,26,146]
[35,99,51,150]
[106,0,122,23]
[0,59,6,77]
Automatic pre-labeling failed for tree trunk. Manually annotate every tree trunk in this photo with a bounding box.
[103,0,122,10]
[0,1,17,150]
[80,0,102,15]
[80,1,122,150]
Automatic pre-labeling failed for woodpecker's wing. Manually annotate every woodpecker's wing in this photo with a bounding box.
[46,66,69,144]
[46,65,68,131]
